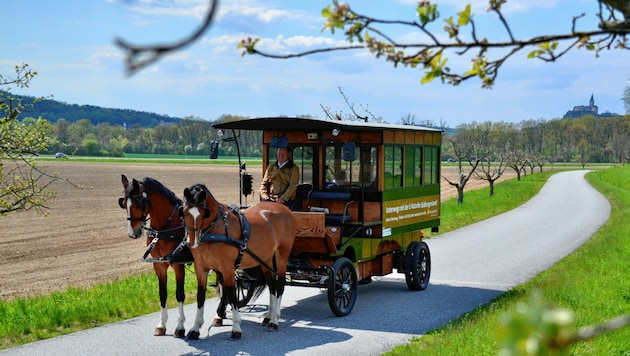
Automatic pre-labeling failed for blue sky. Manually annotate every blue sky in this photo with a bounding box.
[2,0,628,128]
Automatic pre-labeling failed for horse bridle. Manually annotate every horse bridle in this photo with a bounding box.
[183,200,224,239]
[119,191,149,225]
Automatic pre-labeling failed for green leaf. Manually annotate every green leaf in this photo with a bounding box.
[457,4,471,26]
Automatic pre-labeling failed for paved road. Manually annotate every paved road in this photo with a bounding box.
[2,171,610,356]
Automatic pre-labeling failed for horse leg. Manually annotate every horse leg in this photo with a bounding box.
[263,272,285,331]
[186,269,208,340]
[213,272,227,327]
[154,264,169,336]
[223,285,243,340]
[173,264,186,338]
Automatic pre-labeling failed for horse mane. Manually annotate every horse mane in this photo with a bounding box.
[141,177,182,206]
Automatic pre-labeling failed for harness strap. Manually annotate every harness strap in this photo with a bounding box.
[146,203,185,241]
[198,205,278,276]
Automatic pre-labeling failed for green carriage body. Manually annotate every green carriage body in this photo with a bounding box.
[213,117,441,315]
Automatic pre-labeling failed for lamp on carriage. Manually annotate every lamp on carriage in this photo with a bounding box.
[217,129,224,137]
[332,128,341,136]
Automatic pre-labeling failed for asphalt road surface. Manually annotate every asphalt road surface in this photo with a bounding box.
[2,170,610,356]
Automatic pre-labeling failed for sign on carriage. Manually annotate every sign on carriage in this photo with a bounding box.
[382,195,440,232]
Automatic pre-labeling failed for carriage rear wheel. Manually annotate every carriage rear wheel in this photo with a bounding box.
[404,241,431,291]
[327,257,358,317]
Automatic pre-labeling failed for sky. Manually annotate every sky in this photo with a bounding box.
[2,0,629,128]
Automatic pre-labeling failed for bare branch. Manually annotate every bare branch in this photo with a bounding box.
[115,0,220,76]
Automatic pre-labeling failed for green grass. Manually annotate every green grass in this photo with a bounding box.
[386,166,630,355]
[0,268,211,349]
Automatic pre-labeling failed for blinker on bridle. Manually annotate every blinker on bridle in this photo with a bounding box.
[119,191,149,223]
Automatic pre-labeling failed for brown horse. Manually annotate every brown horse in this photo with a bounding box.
[182,183,296,340]
[119,175,193,338]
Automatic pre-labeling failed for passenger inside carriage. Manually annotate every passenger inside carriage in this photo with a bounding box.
[326,170,347,190]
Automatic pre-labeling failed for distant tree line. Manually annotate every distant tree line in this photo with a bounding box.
[28,107,629,176]
[25,114,260,158]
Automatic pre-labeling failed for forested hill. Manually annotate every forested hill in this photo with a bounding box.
[2,91,182,128]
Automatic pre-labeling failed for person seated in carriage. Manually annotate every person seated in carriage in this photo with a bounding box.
[326,169,347,190]
[259,146,300,206]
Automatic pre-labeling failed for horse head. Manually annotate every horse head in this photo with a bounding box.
[182,183,212,248]
[119,174,149,239]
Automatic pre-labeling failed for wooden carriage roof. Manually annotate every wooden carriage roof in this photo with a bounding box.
[212,117,442,133]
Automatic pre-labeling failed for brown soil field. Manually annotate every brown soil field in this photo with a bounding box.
[0,160,516,301]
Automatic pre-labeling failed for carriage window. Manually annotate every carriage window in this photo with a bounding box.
[292,145,315,185]
[360,146,378,188]
[268,145,315,185]
[384,145,403,189]
[325,145,345,185]
[424,145,439,185]
[405,146,423,187]
[325,145,377,188]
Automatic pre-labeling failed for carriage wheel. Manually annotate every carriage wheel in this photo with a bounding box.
[235,272,256,308]
[327,257,358,317]
[404,241,431,291]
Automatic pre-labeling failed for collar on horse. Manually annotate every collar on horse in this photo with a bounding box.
[142,202,186,262]
[197,204,277,274]
[146,203,185,241]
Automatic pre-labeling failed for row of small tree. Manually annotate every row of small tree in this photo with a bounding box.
[442,115,630,204]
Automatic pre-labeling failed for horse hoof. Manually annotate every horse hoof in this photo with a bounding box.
[173,329,186,338]
[186,330,200,340]
[261,317,270,326]
[230,331,242,340]
[154,327,167,336]
[266,323,279,332]
[212,317,223,327]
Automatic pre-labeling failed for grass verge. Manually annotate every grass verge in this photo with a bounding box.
[386,167,630,355]
[0,267,208,349]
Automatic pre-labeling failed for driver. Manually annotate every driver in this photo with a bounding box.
[259,146,300,206]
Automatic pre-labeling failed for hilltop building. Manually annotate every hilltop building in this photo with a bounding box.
[564,94,619,118]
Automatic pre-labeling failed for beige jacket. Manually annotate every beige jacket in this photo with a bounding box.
[259,160,300,202]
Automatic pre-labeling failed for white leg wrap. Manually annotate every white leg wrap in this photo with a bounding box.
[269,295,282,325]
[157,307,168,329]
[176,302,185,330]
[232,305,242,334]
[191,306,204,332]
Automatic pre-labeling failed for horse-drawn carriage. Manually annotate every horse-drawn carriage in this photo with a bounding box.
[120,116,441,339]
[212,117,441,317]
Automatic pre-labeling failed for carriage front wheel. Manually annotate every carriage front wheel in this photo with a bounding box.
[404,241,431,290]
[235,276,255,308]
[327,257,358,317]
